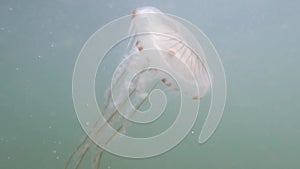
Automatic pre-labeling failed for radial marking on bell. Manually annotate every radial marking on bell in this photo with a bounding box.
[161,78,172,87]
[138,46,143,51]
[131,10,137,19]
[192,96,201,100]
[166,83,172,87]
[168,50,176,57]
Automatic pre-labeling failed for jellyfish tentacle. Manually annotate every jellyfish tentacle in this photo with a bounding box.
[93,146,103,169]
[65,136,89,169]
[93,68,153,139]
[65,137,92,169]
[94,84,140,141]
[74,144,90,169]
[91,65,134,133]
[104,80,160,146]
[65,76,128,169]
[66,65,144,169]
[94,86,137,139]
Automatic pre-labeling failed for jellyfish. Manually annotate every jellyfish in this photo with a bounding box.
[66,6,211,169]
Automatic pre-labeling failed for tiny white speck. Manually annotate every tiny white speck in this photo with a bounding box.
[107,166,111,169]
[37,55,41,58]
[0,27,4,31]
[85,103,89,107]
[85,122,89,126]
[58,141,62,145]
[48,126,52,129]
[53,150,56,154]
[9,7,13,11]
[50,43,55,48]
[8,156,11,160]
[16,67,19,71]
[191,131,194,134]
[56,156,59,160]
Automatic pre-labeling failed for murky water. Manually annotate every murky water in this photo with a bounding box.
[1,0,299,169]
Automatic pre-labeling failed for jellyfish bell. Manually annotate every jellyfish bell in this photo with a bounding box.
[129,6,211,99]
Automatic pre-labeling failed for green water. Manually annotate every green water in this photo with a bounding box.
[1,0,299,169]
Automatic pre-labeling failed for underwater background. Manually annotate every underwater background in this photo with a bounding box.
[1,0,299,169]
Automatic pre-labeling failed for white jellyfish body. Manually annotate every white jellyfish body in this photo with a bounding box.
[66,6,212,169]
